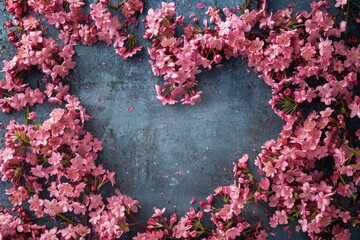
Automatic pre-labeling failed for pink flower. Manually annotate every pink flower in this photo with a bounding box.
[315,192,332,212]
[332,224,351,240]
[74,224,91,238]
[152,208,166,217]
[248,38,264,53]
[43,199,61,217]
[87,194,104,211]
[335,0,348,9]
[172,216,193,238]
[225,227,241,239]
[40,227,58,240]
[59,225,77,240]
[181,91,203,105]
[301,43,316,61]
[58,183,74,198]
[348,96,360,118]
[299,182,316,201]
[276,210,288,225]
[71,202,87,215]
[6,186,28,206]
[28,111,36,120]
[48,152,62,165]
[259,178,270,190]
[28,194,44,216]
[30,165,49,179]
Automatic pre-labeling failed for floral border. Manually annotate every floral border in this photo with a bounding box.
[0,0,360,239]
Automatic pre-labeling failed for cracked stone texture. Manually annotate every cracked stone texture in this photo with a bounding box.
[0,0,359,239]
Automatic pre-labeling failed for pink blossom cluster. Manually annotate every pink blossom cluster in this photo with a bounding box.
[0,95,139,239]
[1,18,75,112]
[135,1,360,239]
[4,0,28,18]
[143,2,267,105]
[0,0,360,239]
[144,1,359,112]
[26,0,144,58]
[1,0,144,113]
[255,111,360,239]
[88,0,143,59]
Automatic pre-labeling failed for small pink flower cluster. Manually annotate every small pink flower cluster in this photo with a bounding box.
[256,110,359,239]
[4,0,28,18]
[133,155,269,239]
[143,2,267,105]
[11,0,144,58]
[1,18,74,112]
[88,0,143,59]
[0,95,139,239]
[1,0,144,113]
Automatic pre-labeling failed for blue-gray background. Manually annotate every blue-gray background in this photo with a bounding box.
[0,0,359,239]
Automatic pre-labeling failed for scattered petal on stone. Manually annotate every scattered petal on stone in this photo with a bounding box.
[190,197,196,205]
[127,106,134,112]
[196,3,205,9]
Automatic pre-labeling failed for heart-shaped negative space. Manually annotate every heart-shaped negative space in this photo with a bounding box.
[70,41,283,219]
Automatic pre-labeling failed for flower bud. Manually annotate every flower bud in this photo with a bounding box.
[337,114,344,121]
[7,30,14,36]
[5,21,12,28]
[198,200,206,208]
[8,36,16,43]
[8,7,15,14]
[284,88,292,96]
[170,213,177,225]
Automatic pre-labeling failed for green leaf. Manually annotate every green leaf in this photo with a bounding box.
[349,147,360,157]
[351,192,357,205]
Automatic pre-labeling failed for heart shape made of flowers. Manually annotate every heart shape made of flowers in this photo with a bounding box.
[0,0,360,239]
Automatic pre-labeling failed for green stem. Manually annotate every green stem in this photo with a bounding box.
[25,106,30,126]
[107,1,124,11]
[350,0,360,8]
[128,213,147,230]
[1,92,12,97]
[56,213,77,226]
[339,174,347,185]
[256,201,271,214]
[30,215,49,221]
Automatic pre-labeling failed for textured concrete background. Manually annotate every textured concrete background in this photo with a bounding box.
[0,0,359,239]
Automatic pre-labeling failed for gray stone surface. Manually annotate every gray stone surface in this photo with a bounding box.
[0,0,359,239]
